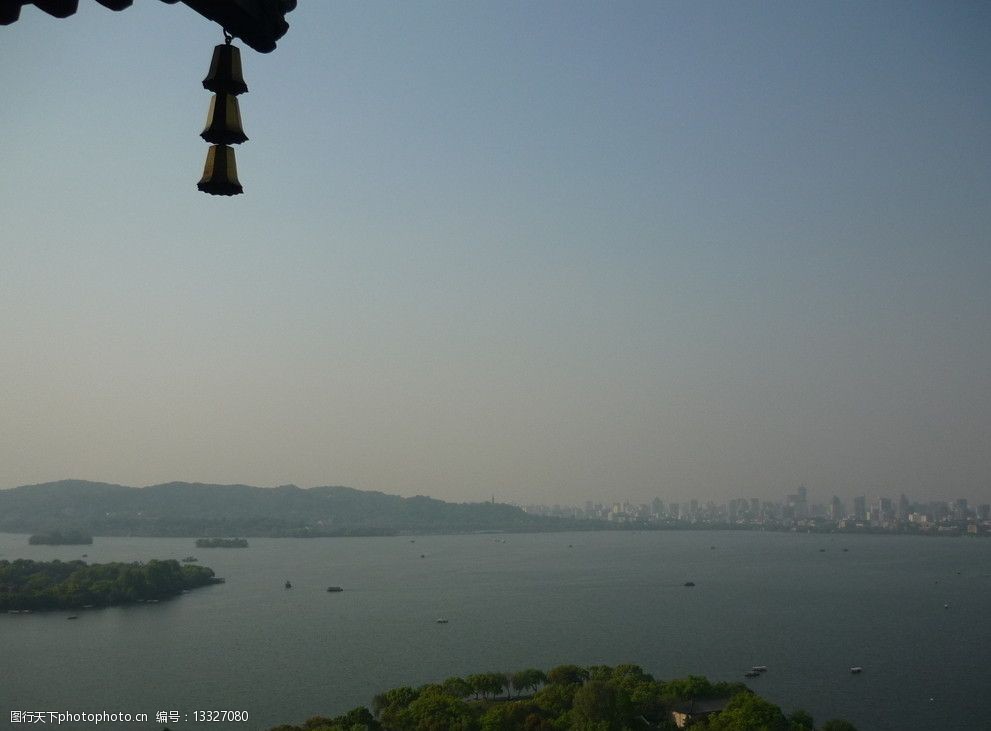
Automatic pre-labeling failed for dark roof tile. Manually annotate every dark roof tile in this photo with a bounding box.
[0,0,294,53]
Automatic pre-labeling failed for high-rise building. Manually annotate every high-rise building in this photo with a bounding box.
[786,485,809,519]
[830,496,844,521]
[853,496,867,521]
[877,497,893,523]
[897,494,910,522]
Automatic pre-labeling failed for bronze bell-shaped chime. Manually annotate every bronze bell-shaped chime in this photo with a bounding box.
[198,33,248,196]
[198,145,241,197]
[202,42,248,96]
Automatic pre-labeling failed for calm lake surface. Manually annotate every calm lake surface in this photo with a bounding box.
[1,530,988,730]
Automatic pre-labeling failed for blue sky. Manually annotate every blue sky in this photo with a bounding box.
[1,1,989,506]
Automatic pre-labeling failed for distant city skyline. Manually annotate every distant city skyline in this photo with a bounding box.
[2,2,989,506]
[519,483,990,520]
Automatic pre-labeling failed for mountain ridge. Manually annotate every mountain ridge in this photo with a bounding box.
[0,480,586,537]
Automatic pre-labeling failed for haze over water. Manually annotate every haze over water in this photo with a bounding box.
[2,531,988,731]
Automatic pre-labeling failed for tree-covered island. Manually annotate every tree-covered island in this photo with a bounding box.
[28,530,93,545]
[0,559,222,611]
[195,537,249,548]
[265,664,858,731]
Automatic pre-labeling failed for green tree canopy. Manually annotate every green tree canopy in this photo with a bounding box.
[441,677,471,699]
[479,701,541,731]
[399,692,472,731]
[546,664,589,685]
[705,692,789,731]
[571,679,633,730]
[787,709,814,730]
[466,673,506,699]
[532,682,576,717]
[510,669,547,697]
[372,686,418,726]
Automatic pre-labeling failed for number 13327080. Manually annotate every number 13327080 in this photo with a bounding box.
[192,710,249,722]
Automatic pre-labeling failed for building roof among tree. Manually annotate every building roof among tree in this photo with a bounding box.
[670,697,731,716]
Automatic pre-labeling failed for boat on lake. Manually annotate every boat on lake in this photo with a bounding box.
[285,581,292,589]
[752,666,768,673]
[436,618,449,624]
[851,666,863,674]
[326,586,343,592]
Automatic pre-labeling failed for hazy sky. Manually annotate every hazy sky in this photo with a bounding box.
[1,1,989,507]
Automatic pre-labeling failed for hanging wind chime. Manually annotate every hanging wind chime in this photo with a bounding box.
[197,31,248,196]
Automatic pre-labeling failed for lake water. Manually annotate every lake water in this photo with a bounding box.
[1,530,988,730]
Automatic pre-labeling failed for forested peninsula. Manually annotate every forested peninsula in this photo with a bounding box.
[0,559,222,611]
[0,480,582,537]
[264,664,857,731]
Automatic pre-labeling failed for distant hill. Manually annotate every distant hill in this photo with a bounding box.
[0,480,588,537]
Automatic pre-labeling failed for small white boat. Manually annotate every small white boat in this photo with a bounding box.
[436,618,449,624]
[850,666,863,674]
[751,666,767,673]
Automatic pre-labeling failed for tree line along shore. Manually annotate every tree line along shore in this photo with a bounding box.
[263,664,858,730]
